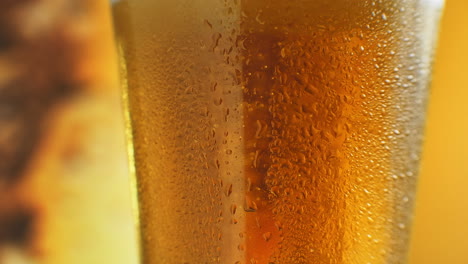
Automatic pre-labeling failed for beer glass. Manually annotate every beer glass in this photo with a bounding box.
[112,0,444,263]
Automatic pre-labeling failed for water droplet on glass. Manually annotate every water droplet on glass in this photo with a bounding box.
[262,232,272,242]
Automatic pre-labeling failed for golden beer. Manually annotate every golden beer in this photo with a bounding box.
[113,0,443,263]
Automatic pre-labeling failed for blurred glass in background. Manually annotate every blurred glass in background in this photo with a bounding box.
[0,0,137,263]
[409,0,468,263]
[0,0,466,263]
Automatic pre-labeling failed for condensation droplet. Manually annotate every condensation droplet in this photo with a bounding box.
[226,184,233,196]
[204,19,213,29]
[231,204,237,215]
[210,32,222,51]
[280,48,286,58]
[244,197,258,212]
[262,232,272,242]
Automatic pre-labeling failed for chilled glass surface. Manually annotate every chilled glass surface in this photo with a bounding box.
[113,0,444,263]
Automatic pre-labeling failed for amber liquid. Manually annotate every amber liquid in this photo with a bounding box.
[113,0,443,263]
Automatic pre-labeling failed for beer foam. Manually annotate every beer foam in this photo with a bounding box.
[421,0,445,8]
